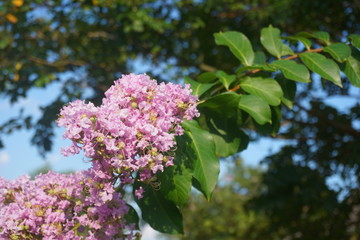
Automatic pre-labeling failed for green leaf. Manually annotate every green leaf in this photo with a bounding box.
[198,92,241,118]
[240,77,283,106]
[260,26,294,59]
[349,34,360,48]
[313,31,330,45]
[184,77,215,97]
[214,31,254,66]
[276,75,297,109]
[254,51,267,65]
[342,48,360,87]
[134,181,183,234]
[34,74,55,87]
[197,72,217,83]
[197,109,249,157]
[283,36,312,50]
[324,43,351,62]
[300,52,342,87]
[124,204,140,229]
[215,70,236,90]
[254,106,282,136]
[158,135,194,207]
[236,64,276,74]
[238,95,272,125]
[271,60,310,83]
[297,31,330,45]
[182,120,220,200]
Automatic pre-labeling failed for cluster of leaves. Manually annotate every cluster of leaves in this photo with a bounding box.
[130,27,360,234]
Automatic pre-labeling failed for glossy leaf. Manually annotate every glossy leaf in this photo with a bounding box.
[283,36,312,50]
[298,31,330,45]
[240,77,283,106]
[158,135,194,207]
[313,31,330,45]
[198,92,241,118]
[134,181,183,234]
[324,43,351,62]
[271,60,310,83]
[342,48,360,87]
[276,75,297,109]
[254,106,282,136]
[197,109,249,157]
[349,34,360,48]
[124,204,140,229]
[216,70,236,90]
[182,120,220,200]
[254,51,266,65]
[300,52,342,87]
[197,72,217,83]
[238,95,272,125]
[260,26,294,59]
[214,31,254,66]
[184,77,215,97]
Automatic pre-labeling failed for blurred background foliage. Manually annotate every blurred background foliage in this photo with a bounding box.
[1,0,360,239]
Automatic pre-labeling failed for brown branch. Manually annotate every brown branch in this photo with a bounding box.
[28,56,85,67]
[199,63,217,73]
[229,47,324,92]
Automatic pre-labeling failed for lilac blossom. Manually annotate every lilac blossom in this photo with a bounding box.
[0,171,138,240]
[57,73,199,183]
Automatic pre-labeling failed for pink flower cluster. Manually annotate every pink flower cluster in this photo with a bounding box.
[57,74,199,183]
[0,74,198,239]
[0,170,138,240]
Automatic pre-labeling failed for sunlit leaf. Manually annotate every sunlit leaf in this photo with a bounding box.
[300,52,342,87]
[324,43,351,62]
[238,95,272,124]
[184,77,215,97]
[260,26,294,59]
[271,60,310,83]
[240,77,283,106]
[214,31,254,66]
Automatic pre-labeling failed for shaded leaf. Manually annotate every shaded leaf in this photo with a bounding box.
[276,75,297,109]
[158,135,194,206]
[342,48,360,87]
[197,109,249,157]
[254,106,282,136]
[182,120,220,200]
[134,181,183,234]
[349,34,360,48]
[124,204,140,229]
